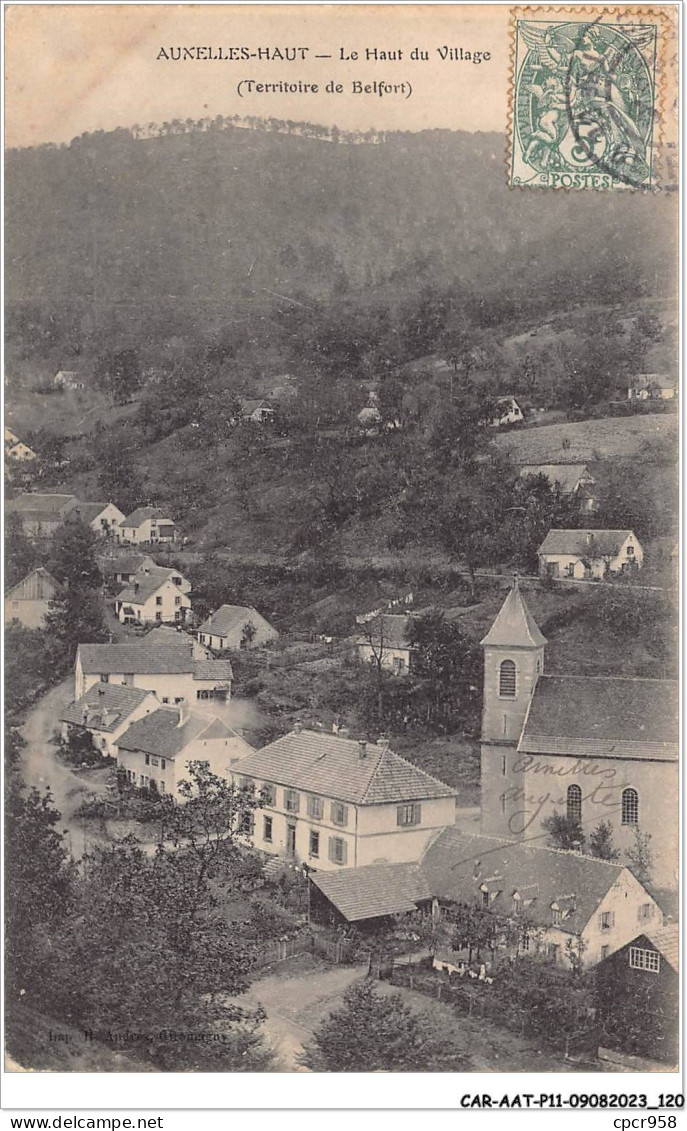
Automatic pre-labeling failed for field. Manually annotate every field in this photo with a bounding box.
[495,412,677,464]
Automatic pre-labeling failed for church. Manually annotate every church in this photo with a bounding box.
[480,582,678,890]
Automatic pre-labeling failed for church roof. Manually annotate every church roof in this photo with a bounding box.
[519,675,678,760]
[480,582,547,649]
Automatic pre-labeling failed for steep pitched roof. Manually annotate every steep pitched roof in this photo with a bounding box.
[116,707,234,758]
[480,582,547,648]
[65,502,114,525]
[519,464,593,494]
[5,567,64,600]
[421,828,635,936]
[60,682,154,732]
[312,862,430,922]
[538,529,637,558]
[355,614,412,650]
[197,604,274,639]
[645,924,679,972]
[236,729,455,806]
[6,493,78,517]
[116,565,187,605]
[121,506,172,529]
[99,553,157,577]
[519,675,678,760]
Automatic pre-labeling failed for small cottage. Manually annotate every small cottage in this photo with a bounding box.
[355,614,414,675]
[4,567,64,629]
[60,682,159,758]
[519,464,597,514]
[596,924,678,1062]
[115,564,192,625]
[196,605,278,651]
[115,506,177,545]
[490,396,524,427]
[538,529,643,579]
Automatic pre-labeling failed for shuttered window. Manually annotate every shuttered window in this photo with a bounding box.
[284,789,299,813]
[331,801,348,826]
[396,803,421,826]
[329,836,347,865]
[307,795,324,820]
[499,659,516,698]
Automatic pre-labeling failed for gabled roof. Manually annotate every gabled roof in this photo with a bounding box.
[629,374,676,392]
[237,729,456,806]
[99,553,157,577]
[519,675,678,760]
[197,604,274,639]
[6,493,78,517]
[192,658,233,681]
[355,614,412,650]
[60,682,155,732]
[116,565,188,605]
[121,506,172,529]
[480,581,547,648]
[5,566,64,600]
[115,706,236,758]
[538,529,637,558]
[645,924,679,972]
[519,464,593,494]
[313,862,430,922]
[78,638,231,681]
[65,502,118,525]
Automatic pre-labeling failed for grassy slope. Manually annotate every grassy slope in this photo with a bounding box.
[494,411,677,464]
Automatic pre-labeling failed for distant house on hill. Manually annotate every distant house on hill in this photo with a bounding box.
[54,370,84,391]
[115,564,192,625]
[5,433,37,463]
[538,529,643,579]
[519,464,597,514]
[65,501,125,536]
[490,395,524,427]
[4,427,19,446]
[356,614,414,675]
[627,375,677,401]
[240,398,275,425]
[115,704,254,798]
[5,493,79,538]
[115,506,177,545]
[196,604,278,651]
[60,682,159,758]
[4,567,64,629]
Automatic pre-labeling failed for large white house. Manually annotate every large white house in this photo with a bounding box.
[75,636,233,704]
[115,506,177,545]
[65,501,125,536]
[538,528,643,579]
[60,682,159,757]
[115,564,192,625]
[234,727,456,870]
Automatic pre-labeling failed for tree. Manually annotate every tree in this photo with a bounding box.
[589,820,620,861]
[300,979,468,1071]
[95,348,142,403]
[541,810,586,852]
[91,429,145,515]
[45,518,108,665]
[48,516,103,590]
[626,826,654,886]
[5,512,41,589]
[405,611,482,733]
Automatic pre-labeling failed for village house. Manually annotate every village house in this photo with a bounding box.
[115,506,177,545]
[4,567,64,629]
[234,727,456,870]
[356,613,414,675]
[240,398,275,425]
[5,492,79,538]
[519,464,597,514]
[65,501,125,537]
[5,438,37,463]
[98,553,157,587]
[60,682,159,758]
[53,370,84,391]
[196,604,278,651]
[115,564,192,625]
[4,426,19,446]
[115,702,254,798]
[75,635,232,704]
[537,528,643,579]
[627,374,677,401]
[309,829,661,970]
[595,923,678,1063]
[490,395,524,427]
[479,582,677,888]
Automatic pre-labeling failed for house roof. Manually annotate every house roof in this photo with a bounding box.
[6,493,78,517]
[519,675,678,760]
[60,682,154,732]
[116,565,188,605]
[241,398,274,415]
[421,828,636,935]
[5,566,64,601]
[630,374,676,392]
[355,614,412,650]
[197,604,273,639]
[78,640,232,681]
[116,706,236,758]
[236,729,456,806]
[645,924,679,972]
[121,506,172,529]
[192,658,233,681]
[65,502,116,525]
[312,862,430,922]
[480,581,547,648]
[99,553,157,577]
[519,464,593,494]
[538,529,637,558]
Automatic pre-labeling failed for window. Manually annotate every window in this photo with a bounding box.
[627,545,635,557]
[155,612,163,621]
[100,674,110,683]
[599,911,615,931]
[566,784,582,824]
[162,697,169,704]
[499,659,516,698]
[600,945,609,960]
[480,887,490,909]
[638,903,654,923]
[521,933,531,952]
[547,943,560,960]
[173,576,182,586]
[551,905,562,926]
[630,947,660,973]
[151,757,159,767]
[240,812,254,835]
[393,656,406,674]
[175,596,182,606]
[196,690,210,700]
[263,816,273,843]
[307,795,324,820]
[100,738,107,750]
[122,673,133,685]
[329,836,347,865]
[161,759,166,770]
[309,830,320,858]
[331,801,348,827]
[284,789,299,813]
[396,803,421,827]
[145,754,150,766]
[511,893,521,916]
[622,788,638,825]
[566,562,575,577]
[156,596,163,606]
[262,782,276,806]
[140,774,149,788]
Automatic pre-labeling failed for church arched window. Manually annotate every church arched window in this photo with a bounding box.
[499,659,516,698]
[567,784,582,824]
[622,788,639,826]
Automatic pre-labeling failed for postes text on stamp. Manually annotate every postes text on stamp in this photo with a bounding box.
[509,8,663,190]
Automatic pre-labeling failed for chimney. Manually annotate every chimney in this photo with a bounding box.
[338,726,350,740]
[134,581,140,593]
[97,687,106,697]
[376,736,390,750]
[293,721,302,734]
[586,531,593,547]
[176,699,189,727]
[358,739,367,760]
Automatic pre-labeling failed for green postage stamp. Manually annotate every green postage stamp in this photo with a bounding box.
[509,8,665,190]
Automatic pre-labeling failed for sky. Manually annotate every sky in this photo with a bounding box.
[5,4,512,147]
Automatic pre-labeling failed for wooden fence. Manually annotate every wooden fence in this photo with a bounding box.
[252,931,359,970]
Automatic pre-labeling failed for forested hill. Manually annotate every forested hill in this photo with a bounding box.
[5,119,676,362]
